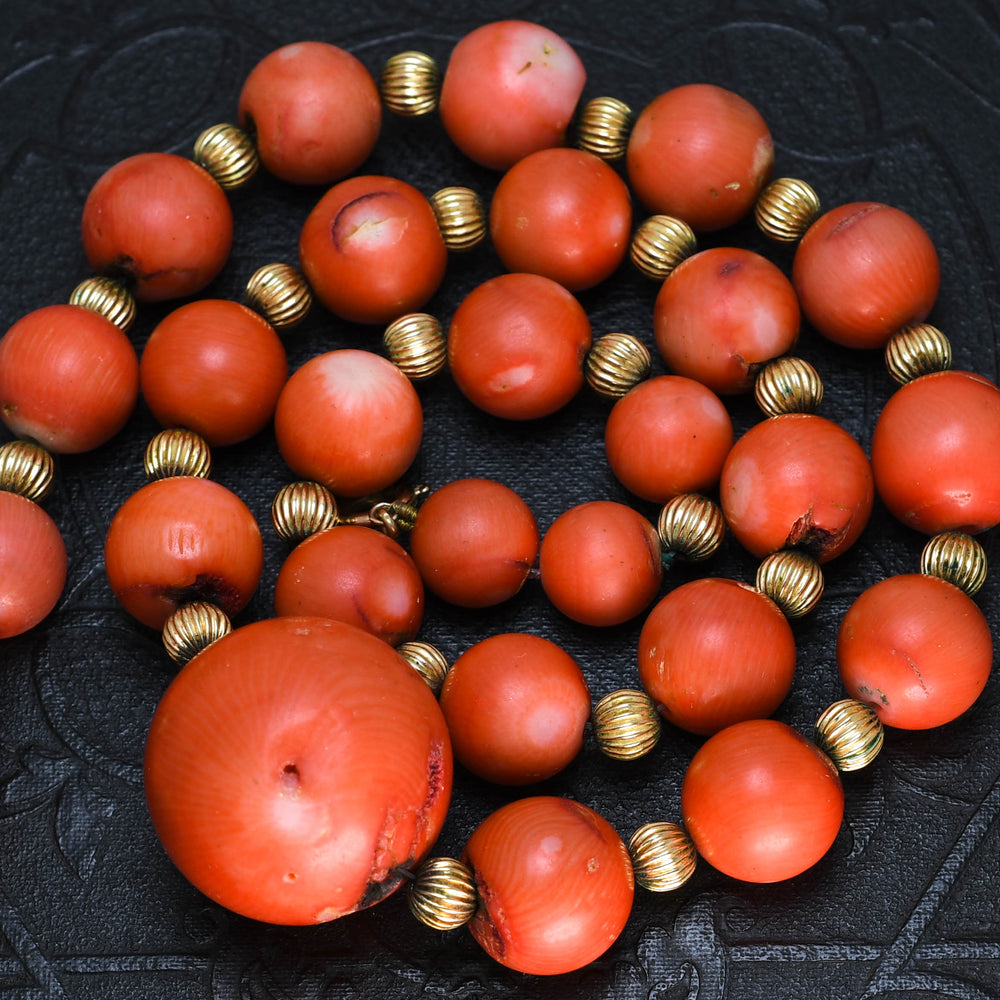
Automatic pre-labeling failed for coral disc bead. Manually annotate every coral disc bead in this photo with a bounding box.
[681,719,845,883]
[0,304,139,453]
[144,616,452,925]
[81,152,233,302]
[438,20,586,171]
[792,202,940,349]
[462,796,634,975]
[274,349,422,498]
[626,83,774,231]
[238,41,381,185]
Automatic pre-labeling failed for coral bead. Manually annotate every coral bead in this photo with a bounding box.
[462,796,634,975]
[792,202,940,349]
[81,152,233,302]
[682,719,844,883]
[274,349,423,498]
[439,21,586,171]
[144,616,452,925]
[0,304,139,453]
[238,41,381,185]
[837,574,992,729]
[439,633,590,784]
[871,370,1000,534]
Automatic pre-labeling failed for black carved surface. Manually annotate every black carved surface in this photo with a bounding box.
[1,1,998,998]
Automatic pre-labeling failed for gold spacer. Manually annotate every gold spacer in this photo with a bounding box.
[271,481,339,543]
[69,276,137,333]
[397,640,450,693]
[575,96,633,162]
[144,429,212,481]
[585,333,652,398]
[756,549,825,618]
[755,177,821,244]
[193,122,259,191]
[920,531,988,596]
[245,263,313,330]
[0,440,56,502]
[379,50,441,117]
[630,215,697,282]
[430,186,486,253]
[628,822,697,892]
[814,698,884,772]
[885,323,952,385]
[407,856,478,930]
[592,689,662,761]
[162,601,232,665]
[754,356,824,416]
[657,494,725,562]
[383,313,447,381]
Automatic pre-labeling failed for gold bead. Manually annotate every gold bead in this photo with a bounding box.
[585,333,652,398]
[592,689,662,761]
[245,263,313,330]
[628,821,696,892]
[162,601,232,665]
[885,323,952,385]
[754,356,824,416]
[575,96,633,162]
[630,215,697,281]
[397,640,450,693]
[430,186,486,252]
[756,549,825,618]
[407,856,478,930]
[271,481,339,542]
[69,276,137,333]
[0,440,55,502]
[755,177,821,244]
[920,531,988,596]
[193,123,259,190]
[657,494,725,562]
[144,429,212,481]
[814,698,884,772]
[379,50,441,117]
[383,313,447,380]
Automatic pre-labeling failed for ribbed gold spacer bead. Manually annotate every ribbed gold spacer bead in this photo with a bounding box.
[885,323,952,385]
[245,263,313,330]
[628,822,697,892]
[383,313,447,380]
[630,215,697,282]
[592,689,662,761]
[756,549,825,618]
[585,333,652,398]
[755,177,821,244]
[144,429,212,481]
[407,856,478,930]
[657,494,725,562]
[0,440,56,502]
[754,356,824,416]
[397,640,450,693]
[575,96,633,162]
[69,276,137,333]
[920,531,988,596]
[193,123,259,191]
[161,601,232,665]
[379,50,441,116]
[814,698,884,772]
[271,481,339,543]
[430,186,486,252]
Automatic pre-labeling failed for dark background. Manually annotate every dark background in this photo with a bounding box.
[1,1,998,997]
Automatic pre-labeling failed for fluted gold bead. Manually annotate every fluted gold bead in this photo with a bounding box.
[628,822,696,892]
[756,549,825,618]
[245,263,313,330]
[430,186,486,252]
[271,481,339,542]
[408,856,478,930]
[162,601,232,665]
[921,531,988,596]
[144,429,212,481]
[657,494,725,562]
[69,276,137,333]
[885,323,952,385]
[630,215,697,281]
[379,50,441,116]
[383,313,447,380]
[755,177,821,243]
[575,96,633,162]
[0,440,55,502]
[815,698,884,772]
[193,123,259,190]
[585,333,652,398]
[754,356,824,416]
[397,640,450,693]
[593,689,662,761]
